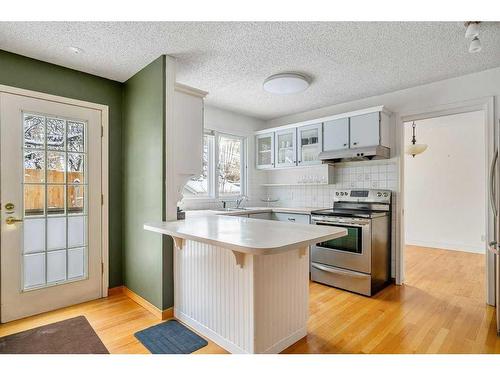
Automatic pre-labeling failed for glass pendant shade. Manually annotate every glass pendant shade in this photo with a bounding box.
[406,121,428,157]
[406,143,428,157]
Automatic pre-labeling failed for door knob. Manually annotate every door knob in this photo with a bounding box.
[6,217,23,225]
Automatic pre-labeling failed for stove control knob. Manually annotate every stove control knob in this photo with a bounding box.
[383,192,388,197]
[377,192,382,197]
[335,192,339,196]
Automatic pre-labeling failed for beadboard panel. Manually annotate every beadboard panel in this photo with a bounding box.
[174,240,310,353]
[174,240,255,353]
[253,249,309,353]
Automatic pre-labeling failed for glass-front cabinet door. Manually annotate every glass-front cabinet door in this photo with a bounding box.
[297,123,323,165]
[256,132,275,169]
[275,129,297,168]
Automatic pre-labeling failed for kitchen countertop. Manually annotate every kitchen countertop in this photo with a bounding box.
[144,215,346,255]
[185,206,328,217]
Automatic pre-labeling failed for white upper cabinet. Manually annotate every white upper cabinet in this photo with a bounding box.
[256,132,275,169]
[174,88,206,176]
[349,112,380,148]
[297,123,322,165]
[255,106,391,169]
[275,128,297,168]
[323,118,349,151]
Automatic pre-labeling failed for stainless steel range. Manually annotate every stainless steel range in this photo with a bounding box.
[310,189,391,296]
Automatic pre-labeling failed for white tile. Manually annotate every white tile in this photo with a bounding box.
[47,217,66,250]
[24,218,45,254]
[24,253,45,288]
[47,250,66,283]
[68,216,85,248]
[68,247,85,279]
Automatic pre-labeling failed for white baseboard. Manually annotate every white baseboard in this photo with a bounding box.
[174,309,248,354]
[261,326,307,354]
[175,309,308,354]
[405,239,485,254]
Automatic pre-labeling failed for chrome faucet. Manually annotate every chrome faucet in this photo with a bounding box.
[235,195,248,209]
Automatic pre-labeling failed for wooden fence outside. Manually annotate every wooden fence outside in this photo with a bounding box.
[24,169,84,214]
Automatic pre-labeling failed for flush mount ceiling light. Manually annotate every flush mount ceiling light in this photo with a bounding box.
[464,22,482,53]
[263,73,310,95]
[469,36,482,53]
[406,121,428,158]
[67,46,84,55]
[465,21,480,38]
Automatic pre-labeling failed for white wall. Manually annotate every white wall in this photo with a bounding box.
[404,111,486,253]
[180,105,267,210]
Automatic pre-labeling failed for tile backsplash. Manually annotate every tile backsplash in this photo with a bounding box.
[263,160,398,208]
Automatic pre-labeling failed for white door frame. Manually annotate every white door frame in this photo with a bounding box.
[0,84,109,300]
[396,96,495,305]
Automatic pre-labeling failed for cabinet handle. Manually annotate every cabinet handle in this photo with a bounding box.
[353,142,358,145]
[343,143,347,147]
[287,217,296,222]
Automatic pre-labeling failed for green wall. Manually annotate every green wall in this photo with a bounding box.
[0,50,123,287]
[122,55,173,310]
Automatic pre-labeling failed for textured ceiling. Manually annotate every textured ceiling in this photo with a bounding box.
[0,22,500,120]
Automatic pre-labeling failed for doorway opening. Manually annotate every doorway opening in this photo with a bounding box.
[403,110,487,304]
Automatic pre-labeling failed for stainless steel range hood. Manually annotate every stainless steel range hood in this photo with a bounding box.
[319,145,390,163]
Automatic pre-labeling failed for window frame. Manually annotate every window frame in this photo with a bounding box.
[182,129,247,201]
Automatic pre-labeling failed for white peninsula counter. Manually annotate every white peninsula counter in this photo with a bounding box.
[144,215,347,354]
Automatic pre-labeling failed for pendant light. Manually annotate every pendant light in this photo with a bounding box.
[406,122,428,158]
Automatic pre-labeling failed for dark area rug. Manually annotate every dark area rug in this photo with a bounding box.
[0,316,109,354]
[135,320,208,354]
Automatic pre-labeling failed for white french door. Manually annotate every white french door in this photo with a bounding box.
[0,92,103,322]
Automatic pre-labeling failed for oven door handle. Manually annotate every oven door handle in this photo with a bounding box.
[312,220,370,227]
[311,263,368,278]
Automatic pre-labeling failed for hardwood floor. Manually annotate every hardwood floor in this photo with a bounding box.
[0,245,498,354]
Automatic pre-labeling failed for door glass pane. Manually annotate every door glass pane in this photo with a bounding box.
[24,253,46,288]
[47,151,65,183]
[218,135,241,195]
[67,121,85,152]
[47,217,66,250]
[23,218,45,254]
[68,247,85,279]
[23,114,45,149]
[68,216,85,248]
[24,184,45,216]
[46,118,65,150]
[67,185,85,214]
[300,128,320,163]
[257,136,272,165]
[47,185,65,215]
[67,153,85,184]
[22,113,88,290]
[277,132,294,164]
[24,150,45,183]
[47,250,67,283]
